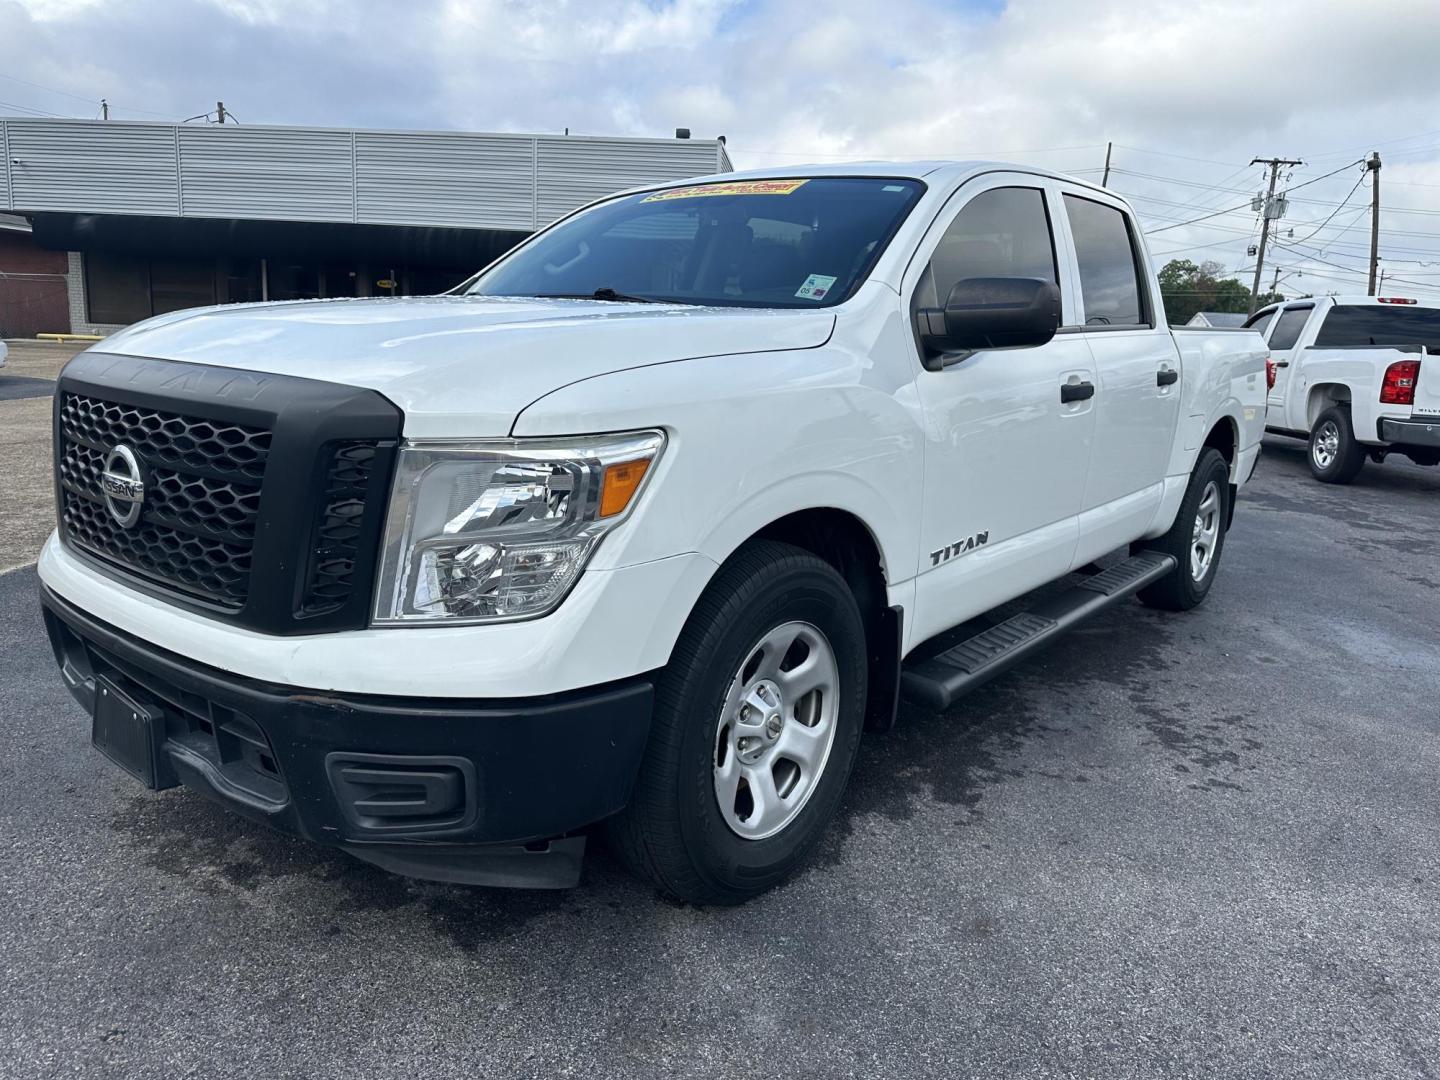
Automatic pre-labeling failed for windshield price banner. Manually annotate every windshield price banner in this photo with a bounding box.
[642,179,810,203]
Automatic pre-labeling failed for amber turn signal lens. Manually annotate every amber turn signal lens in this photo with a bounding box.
[599,459,651,517]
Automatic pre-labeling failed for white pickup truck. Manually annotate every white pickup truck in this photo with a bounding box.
[1249,294,1440,482]
[39,163,1265,903]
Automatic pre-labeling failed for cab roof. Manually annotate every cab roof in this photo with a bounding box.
[662,159,1116,197]
[1259,294,1440,312]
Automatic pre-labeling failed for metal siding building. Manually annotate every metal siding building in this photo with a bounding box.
[0,118,731,333]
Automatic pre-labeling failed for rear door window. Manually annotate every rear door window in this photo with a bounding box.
[1063,195,1147,327]
[1267,307,1312,351]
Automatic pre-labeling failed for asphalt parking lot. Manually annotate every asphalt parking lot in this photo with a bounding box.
[2,347,1438,1079]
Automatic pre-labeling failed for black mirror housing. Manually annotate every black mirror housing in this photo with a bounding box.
[918,276,1062,360]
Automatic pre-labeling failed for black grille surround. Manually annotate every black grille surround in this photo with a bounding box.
[55,352,402,635]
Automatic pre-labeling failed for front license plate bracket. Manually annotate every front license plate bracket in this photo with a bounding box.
[91,675,178,790]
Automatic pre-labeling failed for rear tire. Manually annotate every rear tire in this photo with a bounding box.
[1135,447,1230,612]
[1308,405,1367,484]
[607,540,867,905]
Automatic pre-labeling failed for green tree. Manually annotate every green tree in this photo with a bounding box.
[1157,259,1282,325]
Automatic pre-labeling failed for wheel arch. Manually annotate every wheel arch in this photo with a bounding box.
[1202,414,1238,470]
[705,506,903,734]
[1306,381,1354,429]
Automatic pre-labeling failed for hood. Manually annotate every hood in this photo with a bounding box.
[93,295,835,437]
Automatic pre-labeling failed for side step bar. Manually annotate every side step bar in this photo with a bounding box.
[899,551,1177,711]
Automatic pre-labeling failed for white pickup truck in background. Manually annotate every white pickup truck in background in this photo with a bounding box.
[39,162,1265,903]
[1248,294,1440,482]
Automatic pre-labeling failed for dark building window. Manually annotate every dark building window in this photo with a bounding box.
[85,252,152,325]
[150,258,218,315]
[221,259,263,304]
[86,253,248,323]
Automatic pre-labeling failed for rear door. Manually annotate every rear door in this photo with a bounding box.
[1260,302,1314,427]
[1055,189,1181,563]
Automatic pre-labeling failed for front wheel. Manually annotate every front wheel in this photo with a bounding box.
[607,540,868,904]
[1309,405,1367,484]
[1135,447,1231,612]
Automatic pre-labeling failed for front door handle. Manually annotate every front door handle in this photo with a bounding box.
[1061,381,1095,403]
[1157,368,1179,387]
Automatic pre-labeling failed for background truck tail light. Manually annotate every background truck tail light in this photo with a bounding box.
[1265,357,1277,390]
[1380,359,1421,405]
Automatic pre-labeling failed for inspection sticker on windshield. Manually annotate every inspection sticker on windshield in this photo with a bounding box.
[642,179,810,203]
[795,273,838,301]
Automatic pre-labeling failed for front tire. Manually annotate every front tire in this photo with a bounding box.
[1309,405,1367,484]
[1135,447,1231,612]
[607,540,867,904]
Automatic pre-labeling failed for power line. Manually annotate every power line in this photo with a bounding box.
[1110,144,1247,168]
[0,98,75,118]
[1109,167,1253,195]
[1143,200,1257,235]
[1287,172,1369,247]
[0,71,172,119]
[0,72,99,106]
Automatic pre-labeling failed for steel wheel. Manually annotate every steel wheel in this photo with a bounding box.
[1190,481,1221,582]
[1312,419,1340,471]
[713,620,839,841]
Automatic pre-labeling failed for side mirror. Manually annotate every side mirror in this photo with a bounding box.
[916,277,1062,367]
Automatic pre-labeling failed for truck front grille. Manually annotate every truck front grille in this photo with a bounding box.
[53,353,402,635]
[301,442,381,616]
[57,392,272,608]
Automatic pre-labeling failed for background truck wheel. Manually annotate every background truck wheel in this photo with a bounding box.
[607,540,867,905]
[1308,405,1367,484]
[1134,447,1230,612]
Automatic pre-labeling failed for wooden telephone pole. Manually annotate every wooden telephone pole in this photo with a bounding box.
[1366,152,1382,295]
[1248,157,1303,314]
[1101,142,1113,187]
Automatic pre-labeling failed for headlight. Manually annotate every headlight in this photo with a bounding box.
[373,430,665,625]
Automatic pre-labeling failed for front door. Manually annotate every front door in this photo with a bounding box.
[906,176,1097,646]
[1264,303,1314,428]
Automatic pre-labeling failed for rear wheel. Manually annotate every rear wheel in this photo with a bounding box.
[607,540,867,904]
[1309,405,1367,484]
[1135,447,1230,612]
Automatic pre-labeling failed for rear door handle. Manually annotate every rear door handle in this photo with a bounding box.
[1157,369,1179,387]
[1061,381,1095,403]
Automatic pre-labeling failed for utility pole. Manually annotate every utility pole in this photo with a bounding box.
[1101,142,1113,188]
[216,100,228,124]
[100,98,108,120]
[1248,157,1303,314]
[1271,265,1281,299]
[1367,151,1382,295]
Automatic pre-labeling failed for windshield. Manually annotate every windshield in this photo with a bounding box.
[1314,304,1440,353]
[468,177,925,309]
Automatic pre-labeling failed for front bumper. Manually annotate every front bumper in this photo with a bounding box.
[42,585,654,888]
[39,532,715,698]
[1380,415,1440,450]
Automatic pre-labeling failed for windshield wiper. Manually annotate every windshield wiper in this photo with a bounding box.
[533,287,663,304]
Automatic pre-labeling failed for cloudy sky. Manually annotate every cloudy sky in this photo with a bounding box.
[5,0,1440,298]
